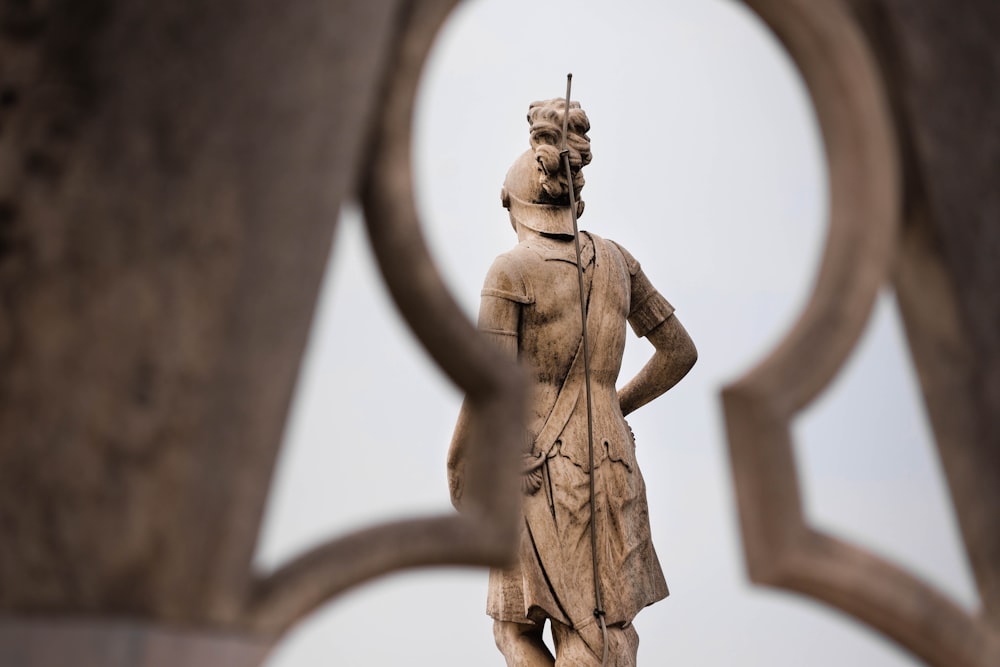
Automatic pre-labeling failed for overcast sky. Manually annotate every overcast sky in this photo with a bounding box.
[254,1,977,664]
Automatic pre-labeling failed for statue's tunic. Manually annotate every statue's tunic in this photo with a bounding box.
[479,232,673,639]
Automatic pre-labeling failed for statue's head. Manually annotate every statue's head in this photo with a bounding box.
[501,98,591,237]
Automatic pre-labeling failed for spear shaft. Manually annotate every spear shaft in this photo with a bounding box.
[560,72,608,666]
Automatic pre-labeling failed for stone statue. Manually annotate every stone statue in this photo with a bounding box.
[448,96,697,666]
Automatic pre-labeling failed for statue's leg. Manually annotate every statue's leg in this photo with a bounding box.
[493,619,555,666]
[551,620,639,667]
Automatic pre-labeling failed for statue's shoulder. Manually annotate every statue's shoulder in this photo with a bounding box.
[601,235,641,276]
[490,242,543,275]
[481,246,537,305]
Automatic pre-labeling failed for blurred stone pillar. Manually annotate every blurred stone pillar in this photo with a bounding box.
[853,0,1000,628]
[725,1,1000,665]
[0,0,523,660]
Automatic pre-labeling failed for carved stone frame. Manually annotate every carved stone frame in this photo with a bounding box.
[722,2,1000,666]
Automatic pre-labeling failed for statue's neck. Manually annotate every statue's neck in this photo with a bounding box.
[514,221,536,243]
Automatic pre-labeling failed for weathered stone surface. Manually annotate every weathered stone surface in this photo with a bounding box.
[1,0,997,665]
[0,2,527,662]
[0,0,401,627]
[856,0,1000,626]
[724,2,1000,666]
[449,95,696,666]
[0,617,271,667]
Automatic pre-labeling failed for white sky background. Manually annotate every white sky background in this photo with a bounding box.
[254,0,978,664]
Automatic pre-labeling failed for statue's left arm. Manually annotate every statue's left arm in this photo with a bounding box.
[612,241,697,417]
[619,315,697,416]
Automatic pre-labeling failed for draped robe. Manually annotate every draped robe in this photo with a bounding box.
[463,232,675,651]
